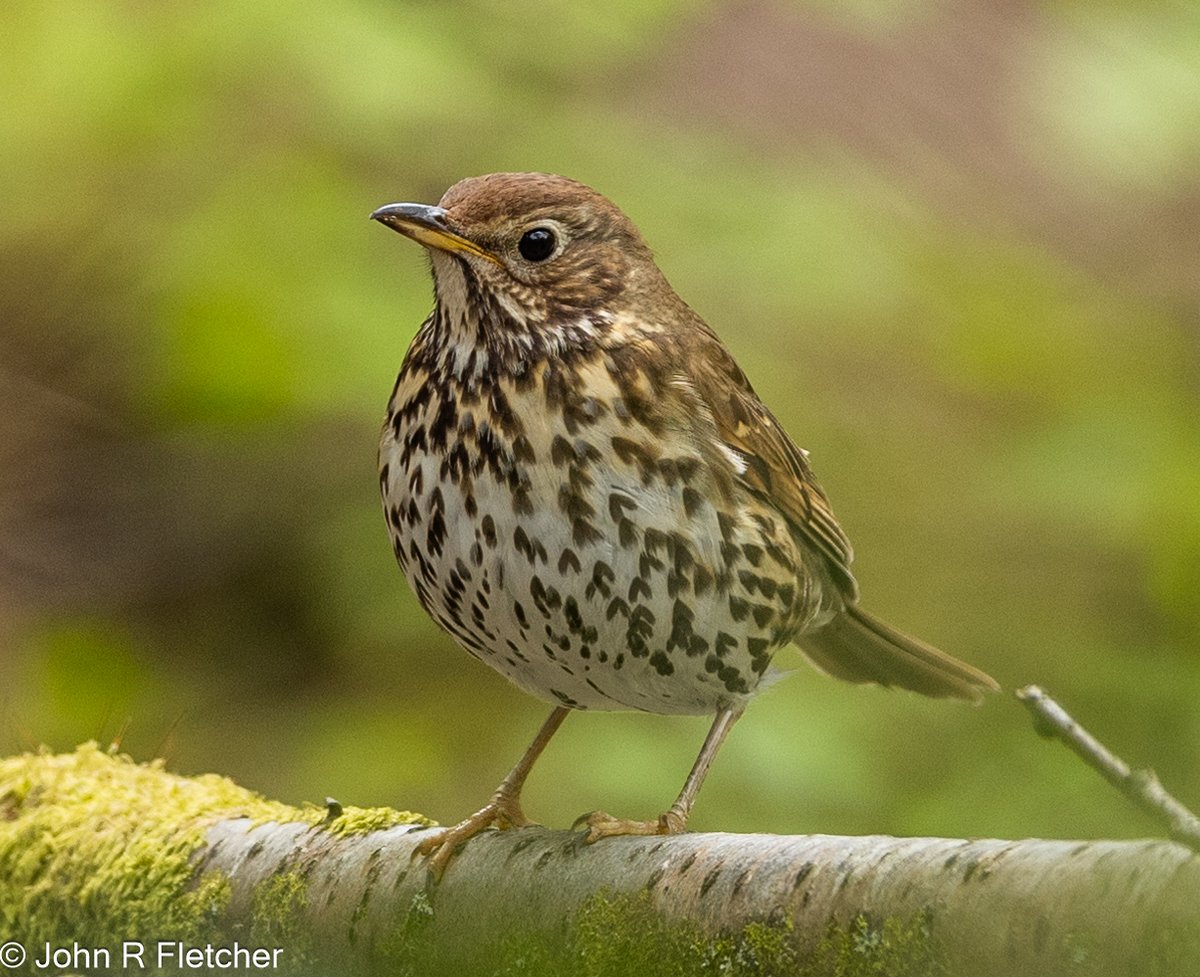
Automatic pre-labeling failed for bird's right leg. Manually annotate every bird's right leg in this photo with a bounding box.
[575,704,743,841]
[416,706,569,879]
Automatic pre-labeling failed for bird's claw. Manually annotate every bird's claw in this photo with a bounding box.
[413,795,538,880]
[573,809,687,843]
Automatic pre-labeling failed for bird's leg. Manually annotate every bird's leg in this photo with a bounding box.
[416,706,569,878]
[576,705,744,842]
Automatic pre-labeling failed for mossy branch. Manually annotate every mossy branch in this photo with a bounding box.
[1,746,1198,977]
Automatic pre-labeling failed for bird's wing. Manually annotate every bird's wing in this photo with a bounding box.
[681,326,859,600]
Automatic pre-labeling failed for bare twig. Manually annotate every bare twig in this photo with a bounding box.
[1017,684,1200,853]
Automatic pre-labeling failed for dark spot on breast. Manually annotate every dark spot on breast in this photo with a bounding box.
[573,517,603,546]
[429,397,458,449]
[606,596,630,620]
[649,651,674,676]
[550,435,573,467]
[558,485,595,522]
[514,526,535,563]
[489,386,522,436]
[439,441,469,484]
[610,436,657,481]
[512,435,536,463]
[668,600,695,653]
[728,596,749,623]
[558,548,581,574]
[530,577,562,617]
[716,510,735,543]
[666,571,685,599]
[643,528,667,558]
[550,688,579,708]
[629,604,655,630]
[657,457,680,486]
[671,538,695,574]
[512,484,534,515]
[618,519,638,548]
[608,491,636,521]
[426,510,446,557]
[564,596,584,632]
[718,663,748,694]
[590,562,614,596]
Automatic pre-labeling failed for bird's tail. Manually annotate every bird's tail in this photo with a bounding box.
[798,605,999,702]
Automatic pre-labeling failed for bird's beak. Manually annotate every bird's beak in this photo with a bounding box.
[370,202,498,263]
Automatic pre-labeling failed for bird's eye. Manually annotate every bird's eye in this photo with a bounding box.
[518,227,557,262]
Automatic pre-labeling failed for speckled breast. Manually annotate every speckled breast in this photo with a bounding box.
[379,350,822,715]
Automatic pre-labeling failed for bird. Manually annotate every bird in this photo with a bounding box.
[371,172,998,876]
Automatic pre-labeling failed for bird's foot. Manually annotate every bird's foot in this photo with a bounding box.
[573,808,687,843]
[414,793,536,880]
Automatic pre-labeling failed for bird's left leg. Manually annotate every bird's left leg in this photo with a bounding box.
[416,706,569,878]
[576,704,744,841]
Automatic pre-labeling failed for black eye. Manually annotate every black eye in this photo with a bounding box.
[518,227,556,262]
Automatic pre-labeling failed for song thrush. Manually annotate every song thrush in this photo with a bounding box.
[372,173,998,876]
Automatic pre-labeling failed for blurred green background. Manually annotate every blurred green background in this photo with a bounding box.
[2,0,1197,844]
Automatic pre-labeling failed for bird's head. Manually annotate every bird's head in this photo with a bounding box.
[372,173,666,345]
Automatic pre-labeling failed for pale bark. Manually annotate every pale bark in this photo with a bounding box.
[3,746,1197,977]
[203,817,1200,976]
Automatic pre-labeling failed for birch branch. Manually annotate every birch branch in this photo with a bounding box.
[1,744,1197,977]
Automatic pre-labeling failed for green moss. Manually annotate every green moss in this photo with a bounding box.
[250,871,314,969]
[805,910,945,977]
[323,804,433,836]
[377,889,943,977]
[570,894,942,977]
[379,891,439,977]
[1,744,271,950]
[0,742,427,965]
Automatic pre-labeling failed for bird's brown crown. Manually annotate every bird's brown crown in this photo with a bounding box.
[438,172,631,235]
